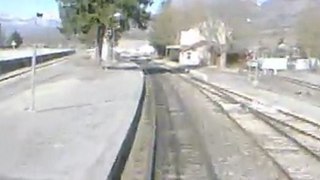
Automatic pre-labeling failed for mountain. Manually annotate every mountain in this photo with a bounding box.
[247,0,320,45]
[259,0,313,28]
[0,14,67,46]
[0,13,60,28]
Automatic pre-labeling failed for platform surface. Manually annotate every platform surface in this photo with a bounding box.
[0,54,144,180]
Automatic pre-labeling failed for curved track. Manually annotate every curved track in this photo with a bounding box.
[184,75,320,179]
[127,61,320,179]
[144,65,218,180]
[278,76,320,91]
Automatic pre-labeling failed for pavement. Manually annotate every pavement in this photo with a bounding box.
[0,53,144,180]
[156,59,320,124]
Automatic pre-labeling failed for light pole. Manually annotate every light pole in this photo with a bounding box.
[245,18,259,86]
[0,23,2,46]
[252,50,259,87]
[106,12,121,65]
[112,12,121,63]
[29,12,43,112]
[215,20,227,69]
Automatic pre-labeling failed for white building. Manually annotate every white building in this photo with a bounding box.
[178,20,227,66]
[179,27,207,66]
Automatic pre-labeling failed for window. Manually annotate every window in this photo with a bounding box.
[187,52,191,59]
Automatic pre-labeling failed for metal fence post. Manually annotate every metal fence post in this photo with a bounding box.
[28,13,42,112]
[29,45,37,111]
[112,27,115,63]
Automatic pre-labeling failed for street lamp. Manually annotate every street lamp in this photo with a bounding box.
[111,12,122,63]
[252,49,259,87]
[244,17,259,86]
[29,12,43,112]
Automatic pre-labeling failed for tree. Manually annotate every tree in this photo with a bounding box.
[0,24,6,46]
[56,0,152,62]
[7,31,23,48]
[150,0,257,65]
[295,6,320,57]
[149,0,207,55]
[207,0,257,44]
[150,0,256,67]
[201,0,257,67]
[148,6,179,54]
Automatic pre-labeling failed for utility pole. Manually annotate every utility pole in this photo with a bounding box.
[112,27,116,63]
[111,27,115,63]
[112,12,121,63]
[108,12,121,65]
[216,20,227,69]
[252,50,259,87]
[29,12,43,112]
[0,23,2,46]
[106,28,113,65]
[0,23,6,47]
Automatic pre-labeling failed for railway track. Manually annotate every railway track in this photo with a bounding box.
[150,73,217,180]
[183,76,320,180]
[124,62,320,179]
[129,62,218,179]
[278,76,320,91]
[139,64,287,179]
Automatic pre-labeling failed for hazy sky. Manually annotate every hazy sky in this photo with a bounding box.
[0,0,60,20]
[0,0,164,20]
[0,0,269,19]
[257,0,269,6]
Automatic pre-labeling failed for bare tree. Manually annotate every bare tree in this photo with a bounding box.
[199,0,257,68]
[150,0,256,66]
[208,0,257,41]
[295,6,320,57]
[149,6,178,47]
[149,0,207,54]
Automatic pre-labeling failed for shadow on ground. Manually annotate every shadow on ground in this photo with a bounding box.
[36,100,111,113]
[142,61,201,75]
[104,66,140,71]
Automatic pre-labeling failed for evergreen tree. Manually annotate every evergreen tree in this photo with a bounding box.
[0,24,6,46]
[7,31,23,48]
[56,0,152,62]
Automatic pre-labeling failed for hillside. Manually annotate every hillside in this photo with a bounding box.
[258,0,319,29]
[0,15,68,47]
[249,0,320,46]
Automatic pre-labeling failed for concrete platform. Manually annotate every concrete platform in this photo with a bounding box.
[0,48,75,75]
[0,48,73,61]
[0,54,144,180]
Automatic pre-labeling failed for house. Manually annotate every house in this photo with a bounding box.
[180,40,221,66]
[177,20,230,67]
[165,19,234,67]
[178,27,207,66]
